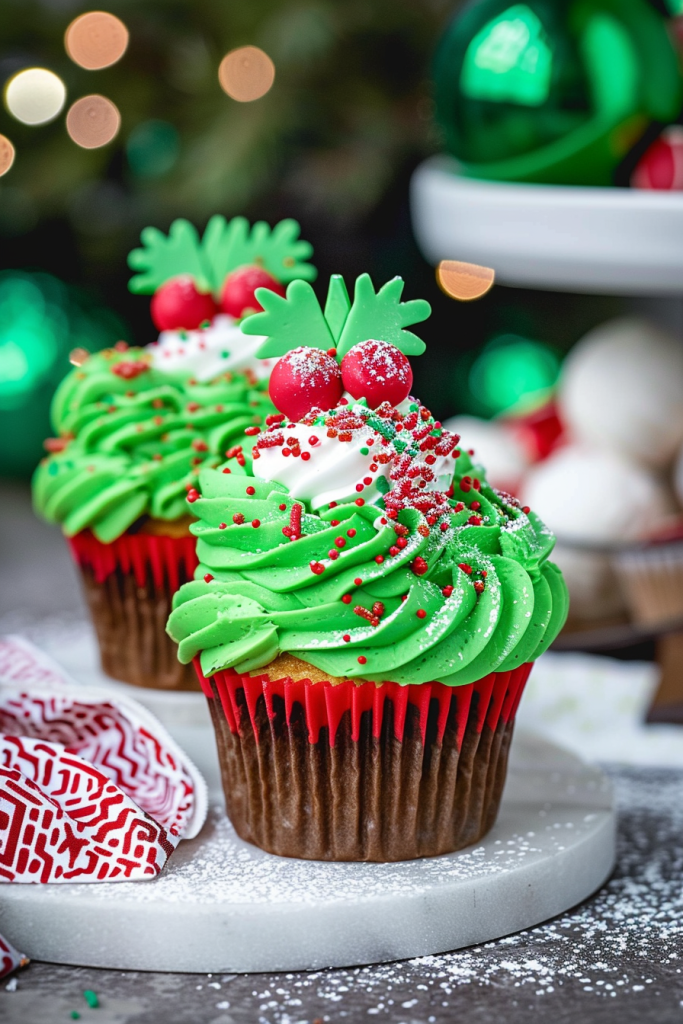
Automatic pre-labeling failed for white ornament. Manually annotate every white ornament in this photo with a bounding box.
[559,318,683,469]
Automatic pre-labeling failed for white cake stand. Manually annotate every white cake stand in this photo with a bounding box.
[0,730,615,973]
[410,156,683,295]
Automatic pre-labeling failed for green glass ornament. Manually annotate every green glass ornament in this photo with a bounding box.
[0,272,129,477]
[433,0,683,184]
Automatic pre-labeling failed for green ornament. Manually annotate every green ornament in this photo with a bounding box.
[433,0,683,185]
[0,272,130,478]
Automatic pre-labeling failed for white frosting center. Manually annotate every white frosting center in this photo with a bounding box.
[148,315,275,383]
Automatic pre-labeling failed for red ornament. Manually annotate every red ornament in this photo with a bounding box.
[220,265,286,318]
[631,126,683,192]
[150,276,217,331]
[341,340,413,409]
[269,347,343,421]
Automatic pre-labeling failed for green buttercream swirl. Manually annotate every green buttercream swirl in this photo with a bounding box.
[32,346,273,542]
[167,452,568,686]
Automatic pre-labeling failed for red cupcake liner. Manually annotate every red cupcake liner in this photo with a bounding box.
[69,529,198,592]
[193,660,532,747]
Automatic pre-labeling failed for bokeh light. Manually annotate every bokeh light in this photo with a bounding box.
[66,95,121,148]
[218,46,275,102]
[0,136,15,177]
[468,334,561,417]
[65,11,129,70]
[126,119,179,177]
[437,260,495,301]
[5,68,66,126]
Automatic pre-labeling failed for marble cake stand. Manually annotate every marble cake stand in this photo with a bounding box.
[0,731,615,973]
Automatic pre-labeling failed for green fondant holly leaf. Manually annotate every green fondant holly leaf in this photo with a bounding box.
[245,280,334,357]
[128,220,210,295]
[324,275,351,343]
[128,216,315,297]
[201,215,316,294]
[336,274,431,358]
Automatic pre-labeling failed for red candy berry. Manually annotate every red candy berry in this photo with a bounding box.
[151,276,217,332]
[220,265,286,319]
[340,340,413,409]
[269,347,343,422]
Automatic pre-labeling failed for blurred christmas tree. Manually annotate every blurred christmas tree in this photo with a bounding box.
[0,0,453,288]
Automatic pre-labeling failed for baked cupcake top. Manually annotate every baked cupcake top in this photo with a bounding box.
[167,273,568,685]
[32,217,315,543]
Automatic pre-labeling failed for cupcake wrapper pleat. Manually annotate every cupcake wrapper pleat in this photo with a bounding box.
[69,530,200,691]
[195,662,532,861]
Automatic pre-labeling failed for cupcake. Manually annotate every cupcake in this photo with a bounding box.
[168,273,568,860]
[33,216,315,691]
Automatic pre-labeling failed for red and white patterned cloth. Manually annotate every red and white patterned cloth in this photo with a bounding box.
[0,636,207,885]
[0,930,27,980]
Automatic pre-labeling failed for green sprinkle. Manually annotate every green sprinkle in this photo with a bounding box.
[70,1013,80,1020]
[360,447,369,456]
[376,475,390,494]
[221,351,230,359]
[179,330,188,341]
[200,320,211,329]
[83,990,99,1009]
[48,463,59,475]
[409,402,418,411]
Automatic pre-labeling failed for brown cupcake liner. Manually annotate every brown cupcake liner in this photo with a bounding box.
[194,657,532,861]
[69,529,200,691]
[613,542,683,626]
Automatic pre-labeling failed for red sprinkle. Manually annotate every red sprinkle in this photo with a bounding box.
[355,484,364,492]
[442,585,454,598]
[522,506,531,514]
[204,574,214,583]
[279,503,287,511]
[246,486,256,495]
[330,519,340,527]
[310,561,325,575]
[343,634,351,642]
[252,519,260,528]
[347,529,357,538]
[328,550,339,560]
[470,501,481,511]
[439,522,449,532]
[357,656,367,665]
[363,476,372,486]
[372,602,385,618]
[474,580,485,594]
[301,451,311,461]
[335,537,346,548]
[219,523,227,530]
[468,515,482,526]
[416,609,427,619]
[389,545,400,556]
[342,594,352,604]
[222,468,231,474]
[354,577,363,586]
[233,513,245,524]
[396,537,408,549]
[244,426,260,436]
[374,555,384,564]
[412,556,429,576]
[458,563,472,574]
[355,498,365,506]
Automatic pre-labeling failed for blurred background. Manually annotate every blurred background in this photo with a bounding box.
[2,0,683,754]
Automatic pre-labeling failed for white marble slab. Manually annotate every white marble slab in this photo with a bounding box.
[0,732,615,973]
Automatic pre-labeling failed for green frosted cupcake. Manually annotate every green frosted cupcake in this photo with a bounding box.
[168,272,568,858]
[33,216,315,690]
